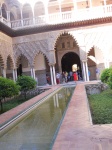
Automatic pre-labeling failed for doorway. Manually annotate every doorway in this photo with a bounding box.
[61,52,82,74]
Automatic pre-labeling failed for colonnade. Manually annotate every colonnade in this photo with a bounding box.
[0,64,57,85]
[0,0,109,23]
[1,57,110,84]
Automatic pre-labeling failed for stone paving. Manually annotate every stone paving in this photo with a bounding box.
[52,82,112,150]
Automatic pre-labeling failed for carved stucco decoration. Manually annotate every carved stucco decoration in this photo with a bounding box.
[51,30,87,60]
[85,29,112,61]
[13,39,50,67]
[0,39,14,68]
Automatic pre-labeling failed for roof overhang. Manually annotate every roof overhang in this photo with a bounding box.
[1,17,112,37]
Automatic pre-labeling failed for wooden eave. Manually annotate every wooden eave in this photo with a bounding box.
[0,16,112,37]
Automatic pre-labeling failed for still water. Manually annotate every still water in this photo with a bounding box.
[0,86,74,150]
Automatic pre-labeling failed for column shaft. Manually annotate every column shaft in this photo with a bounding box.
[12,69,16,81]
[50,66,54,85]
[31,68,33,78]
[85,62,89,81]
[52,65,57,85]
[15,69,18,80]
[20,9,23,26]
[32,68,36,79]
[82,62,86,81]
[3,68,6,78]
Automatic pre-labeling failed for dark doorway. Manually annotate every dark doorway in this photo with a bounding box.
[61,52,81,73]
[17,64,22,76]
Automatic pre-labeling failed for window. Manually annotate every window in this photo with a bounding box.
[73,41,76,47]
[62,42,65,48]
[67,42,70,48]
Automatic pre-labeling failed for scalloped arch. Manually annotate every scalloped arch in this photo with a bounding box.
[87,45,105,58]
[6,55,14,69]
[16,54,29,68]
[33,51,49,66]
[1,2,8,10]
[53,31,79,50]
[0,54,4,67]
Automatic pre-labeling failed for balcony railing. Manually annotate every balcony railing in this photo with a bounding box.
[1,5,112,29]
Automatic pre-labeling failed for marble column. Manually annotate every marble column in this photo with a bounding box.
[85,62,89,81]
[32,6,35,25]
[20,8,23,26]
[50,65,54,85]
[52,65,57,85]
[15,68,18,80]
[3,68,6,78]
[82,61,86,81]
[30,67,36,79]
[45,5,49,23]
[31,68,33,78]
[7,11,11,27]
[0,5,2,16]
[32,68,36,79]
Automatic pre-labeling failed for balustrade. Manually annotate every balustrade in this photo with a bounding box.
[23,18,33,26]
[35,15,46,25]
[1,5,112,29]
[106,4,112,13]
[11,20,22,28]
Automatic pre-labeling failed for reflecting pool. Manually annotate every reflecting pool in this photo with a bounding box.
[0,86,74,150]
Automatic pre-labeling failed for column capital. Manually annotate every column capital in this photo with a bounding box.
[49,63,55,66]
[82,60,87,63]
[30,65,34,68]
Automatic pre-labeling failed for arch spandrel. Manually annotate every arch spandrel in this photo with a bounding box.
[16,54,29,68]
[6,55,14,69]
[52,31,80,50]
[33,51,49,66]
[13,40,50,67]
[0,54,5,67]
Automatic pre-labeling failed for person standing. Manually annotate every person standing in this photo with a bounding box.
[62,72,65,83]
[73,72,78,81]
[88,70,91,80]
[65,71,68,83]
[69,71,73,81]
[56,73,60,84]
[96,68,100,80]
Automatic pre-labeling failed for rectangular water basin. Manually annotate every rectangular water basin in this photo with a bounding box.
[0,86,75,150]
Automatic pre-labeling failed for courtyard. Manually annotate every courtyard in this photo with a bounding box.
[0,81,112,150]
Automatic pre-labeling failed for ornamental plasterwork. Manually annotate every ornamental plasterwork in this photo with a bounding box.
[13,39,49,66]
[0,32,12,44]
[85,30,112,55]
[0,39,14,67]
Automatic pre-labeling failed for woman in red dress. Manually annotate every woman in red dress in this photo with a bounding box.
[73,72,78,81]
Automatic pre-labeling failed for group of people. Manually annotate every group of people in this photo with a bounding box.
[46,70,82,85]
[58,70,82,84]
[46,68,100,85]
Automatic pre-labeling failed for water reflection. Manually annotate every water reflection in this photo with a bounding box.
[0,87,74,150]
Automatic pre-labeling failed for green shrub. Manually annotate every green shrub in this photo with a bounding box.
[16,75,37,99]
[108,72,112,89]
[100,68,112,83]
[0,77,20,112]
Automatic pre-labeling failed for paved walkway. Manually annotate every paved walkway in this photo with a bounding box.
[52,82,112,150]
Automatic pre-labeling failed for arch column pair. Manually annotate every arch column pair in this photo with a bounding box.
[1,67,18,82]
[49,64,57,85]
[30,66,36,79]
[12,68,17,81]
[82,60,89,81]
